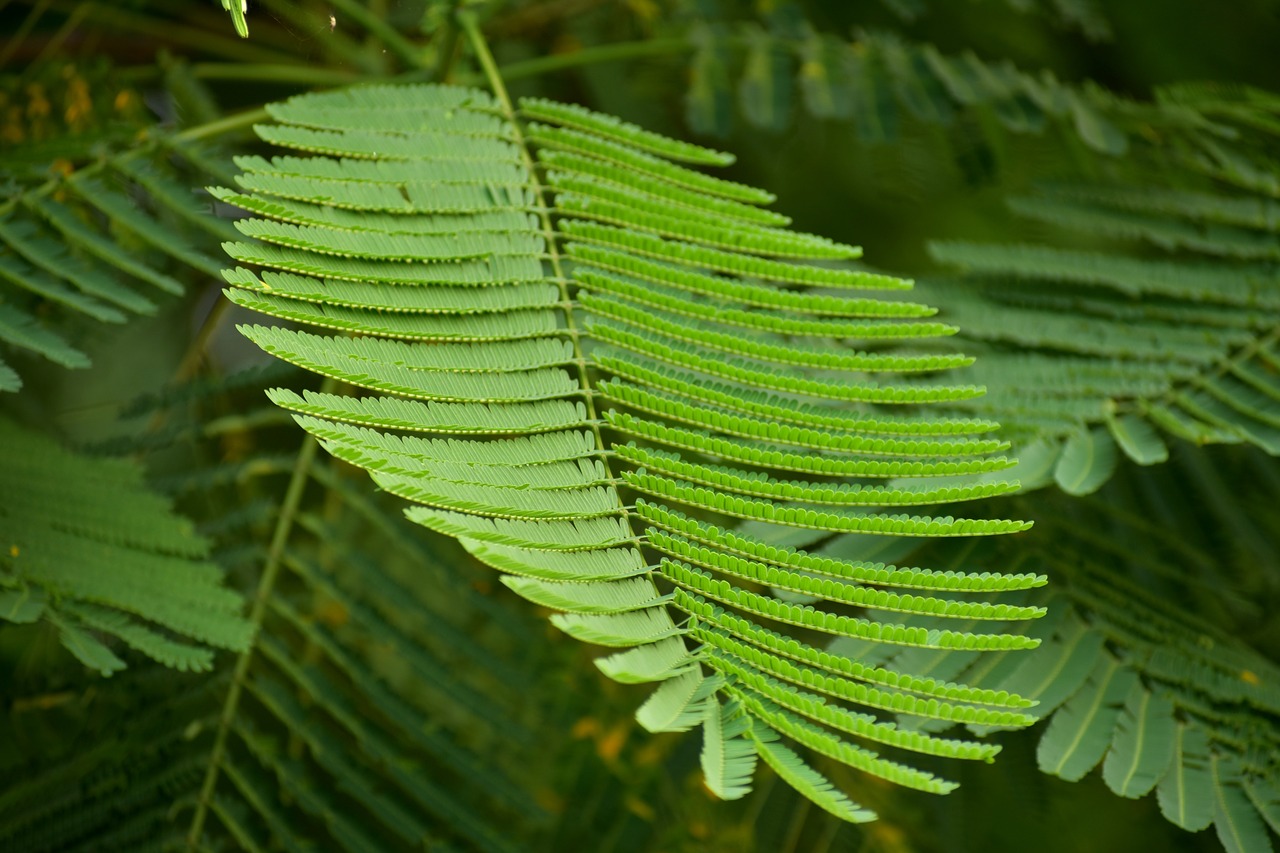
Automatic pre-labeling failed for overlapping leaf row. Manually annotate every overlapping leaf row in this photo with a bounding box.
[1,469,551,853]
[71,368,556,853]
[0,130,236,392]
[231,457,555,853]
[0,418,251,675]
[923,92,1280,495]
[690,23,1135,149]
[859,524,1280,852]
[218,82,1044,821]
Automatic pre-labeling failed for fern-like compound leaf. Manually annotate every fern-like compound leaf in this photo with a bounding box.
[925,96,1280,490]
[0,418,252,674]
[220,79,1041,821]
[860,471,1280,848]
[0,80,235,391]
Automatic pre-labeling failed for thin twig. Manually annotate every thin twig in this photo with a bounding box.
[184,403,326,847]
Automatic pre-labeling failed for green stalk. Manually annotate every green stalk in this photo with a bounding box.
[459,10,617,505]
[459,10,688,668]
[171,105,270,143]
[184,421,325,848]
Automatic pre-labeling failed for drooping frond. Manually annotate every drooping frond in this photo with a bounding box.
[0,418,251,674]
[217,64,1042,822]
[1029,569,1277,852]
[679,12,1186,156]
[0,670,224,853]
[858,451,1280,851]
[0,65,239,392]
[1,363,563,852]
[923,87,1280,493]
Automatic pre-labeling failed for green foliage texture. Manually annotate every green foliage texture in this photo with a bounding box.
[1,2,1278,852]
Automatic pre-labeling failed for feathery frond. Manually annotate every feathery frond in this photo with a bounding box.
[857,450,1280,851]
[0,418,251,674]
[0,65,238,391]
[217,51,1042,820]
[679,12,1198,158]
[2,363,562,852]
[924,87,1280,493]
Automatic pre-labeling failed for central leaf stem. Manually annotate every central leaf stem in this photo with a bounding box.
[459,11,628,520]
[185,390,327,847]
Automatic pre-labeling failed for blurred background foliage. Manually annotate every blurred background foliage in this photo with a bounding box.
[1,1,1278,851]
